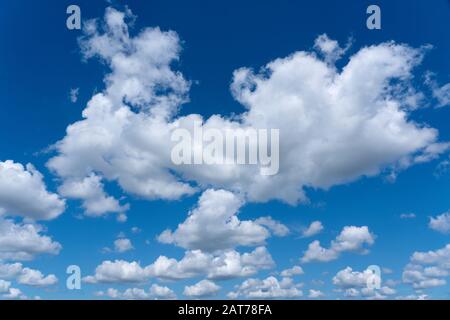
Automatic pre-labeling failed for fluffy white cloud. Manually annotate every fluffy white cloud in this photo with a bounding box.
[150,246,274,281]
[428,212,450,234]
[333,267,395,300]
[0,263,23,279]
[58,174,128,218]
[95,288,120,298]
[224,38,446,203]
[396,294,429,300]
[47,7,195,214]
[84,246,274,283]
[183,280,221,298]
[131,227,141,234]
[48,7,448,214]
[314,33,350,64]
[83,260,149,284]
[17,268,58,287]
[301,221,323,238]
[149,284,177,300]
[280,266,304,277]
[0,263,57,287]
[254,216,289,237]
[97,284,176,300]
[301,226,375,263]
[425,72,450,107]
[333,267,377,288]
[228,276,303,299]
[158,189,286,252]
[0,279,11,293]
[2,287,25,300]
[146,250,210,281]
[361,286,396,300]
[402,244,450,289]
[0,219,61,261]
[0,160,65,220]
[308,289,325,298]
[69,88,79,103]
[114,238,134,253]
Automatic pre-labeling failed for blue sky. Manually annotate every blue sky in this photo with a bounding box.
[0,0,450,300]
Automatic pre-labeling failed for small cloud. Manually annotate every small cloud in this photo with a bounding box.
[308,289,325,298]
[429,212,450,234]
[280,266,304,277]
[131,227,141,234]
[301,221,323,238]
[400,213,416,219]
[434,159,450,178]
[116,213,127,223]
[425,72,450,108]
[69,88,79,103]
[382,267,394,274]
[114,238,134,253]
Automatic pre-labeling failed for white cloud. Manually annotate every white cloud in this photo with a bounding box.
[333,267,395,300]
[0,280,11,293]
[2,287,26,300]
[58,174,128,218]
[344,288,360,297]
[228,276,303,299]
[0,263,57,287]
[95,288,120,298]
[313,33,350,63]
[301,221,323,238]
[308,289,325,298]
[425,72,450,107]
[147,250,210,281]
[17,267,58,287]
[158,189,283,251]
[70,88,79,103]
[47,7,195,210]
[48,7,447,213]
[121,288,151,300]
[114,238,134,253]
[149,246,274,281]
[301,226,375,263]
[97,284,176,300]
[428,212,450,234]
[131,227,141,234]
[149,284,177,300]
[400,213,416,219]
[0,219,62,261]
[183,280,220,298]
[402,244,450,289]
[280,266,304,277]
[332,267,376,288]
[84,246,274,283]
[411,244,450,265]
[0,160,65,221]
[0,263,23,279]
[254,216,289,237]
[83,260,149,284]
[396,294,429,300]
[362,286,396,300]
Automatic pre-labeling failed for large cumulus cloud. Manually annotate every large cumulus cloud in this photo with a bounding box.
[47,7,448,217]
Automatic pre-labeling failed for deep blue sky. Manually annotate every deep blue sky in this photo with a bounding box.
[1,0,450,299]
